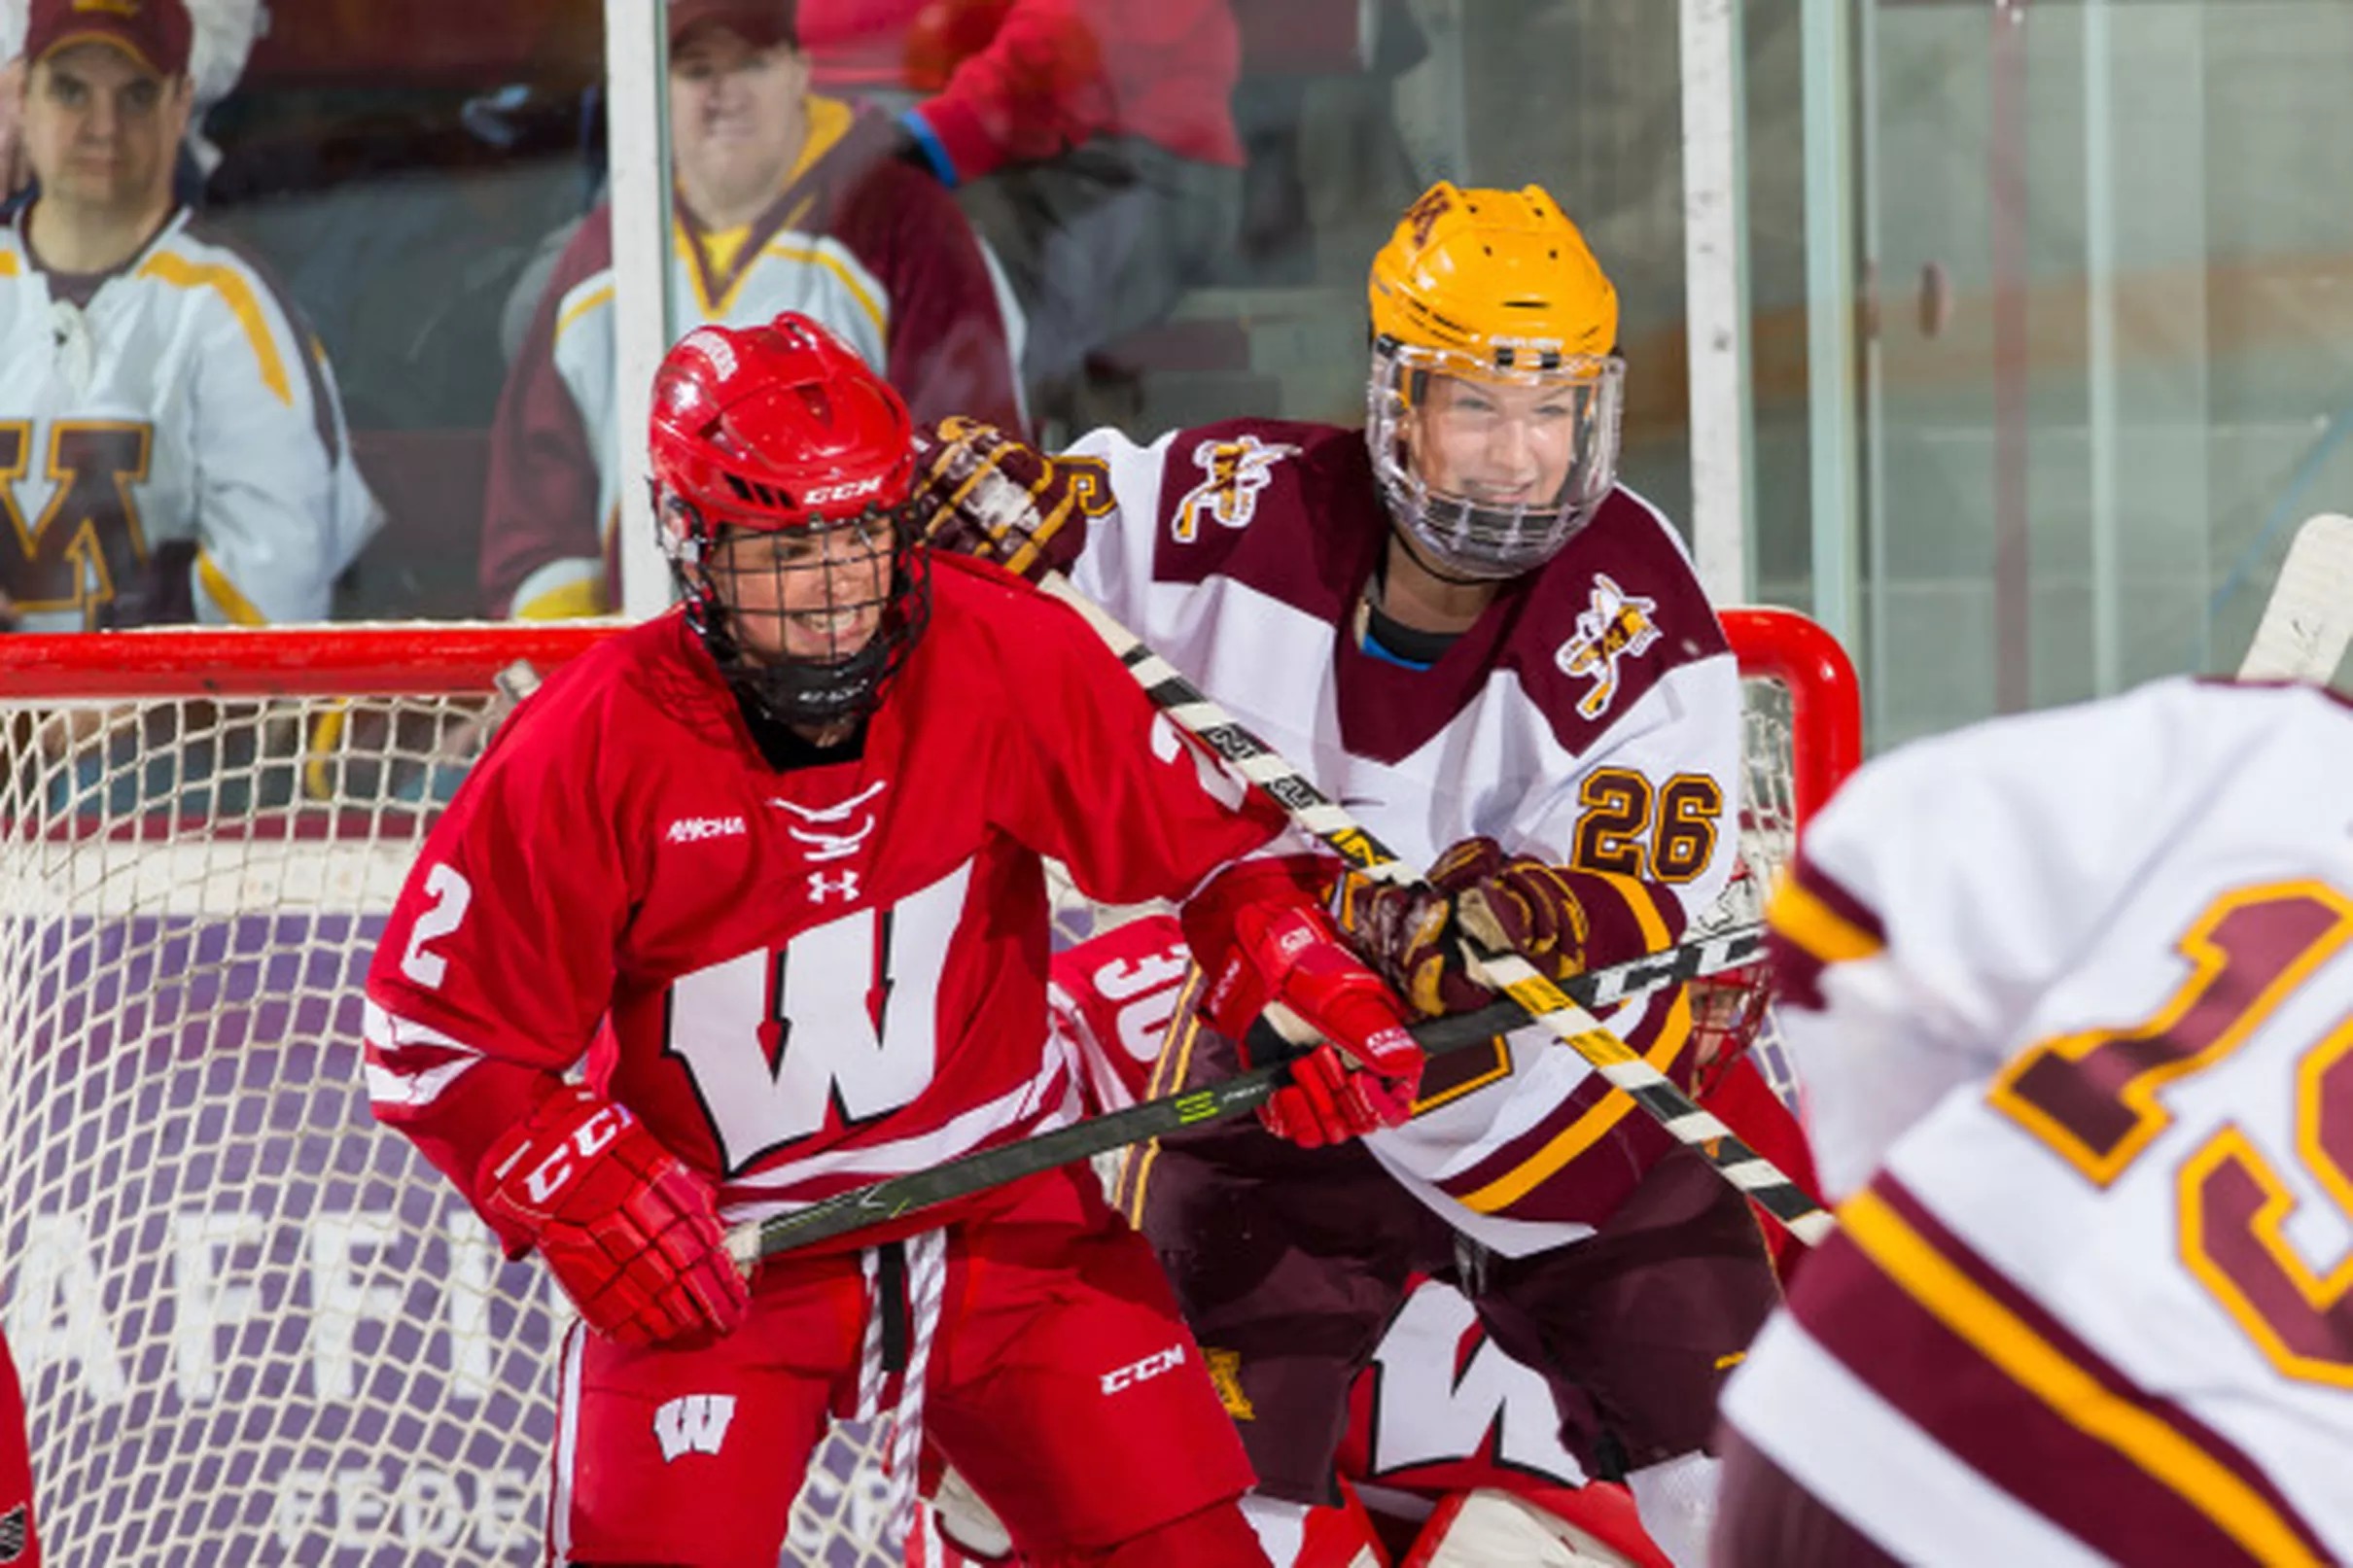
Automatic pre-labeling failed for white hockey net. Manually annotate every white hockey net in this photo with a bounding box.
[0,610,1854,1566]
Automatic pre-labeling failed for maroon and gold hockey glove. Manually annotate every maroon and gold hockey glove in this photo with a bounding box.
[480,1085,750,1347]
[1181,857,1426,1148]
[1331,837,1591,1018]
[908,415,1092,583]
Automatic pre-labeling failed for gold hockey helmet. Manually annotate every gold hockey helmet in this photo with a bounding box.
[1365,183,1627,579]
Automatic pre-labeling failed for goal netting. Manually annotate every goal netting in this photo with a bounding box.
[0,610,1856,1565]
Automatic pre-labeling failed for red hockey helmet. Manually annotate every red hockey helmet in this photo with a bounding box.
[649,313,931,729]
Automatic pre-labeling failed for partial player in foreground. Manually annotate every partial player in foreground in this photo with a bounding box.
[0,1331,34,1566]
[919,183,1784,1566]
[365,313,1427,1566]
[1716,677,2353,1566]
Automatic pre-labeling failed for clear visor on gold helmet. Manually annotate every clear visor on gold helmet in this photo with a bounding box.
[1366,342,1625,581]
[1365,182,1626,580]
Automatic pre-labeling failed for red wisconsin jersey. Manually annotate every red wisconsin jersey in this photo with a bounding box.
[365,555,1282,1248]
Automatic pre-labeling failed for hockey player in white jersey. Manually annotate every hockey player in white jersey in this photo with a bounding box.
[917,182,1777,1568]
[0,0,375,632]
[1716,677,2353,1567]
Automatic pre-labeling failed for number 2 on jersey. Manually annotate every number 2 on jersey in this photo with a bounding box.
[398,863,474,989]
[1990,880,2353,1385]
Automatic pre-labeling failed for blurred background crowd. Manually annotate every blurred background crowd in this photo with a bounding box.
[3,0,2349,746]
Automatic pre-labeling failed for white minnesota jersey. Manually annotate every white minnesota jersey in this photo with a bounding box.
[0,206,376,629]
[1069,417,1744,1255]
[1726,677,2353,1566]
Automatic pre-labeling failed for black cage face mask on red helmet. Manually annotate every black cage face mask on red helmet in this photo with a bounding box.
[647,316,931,730]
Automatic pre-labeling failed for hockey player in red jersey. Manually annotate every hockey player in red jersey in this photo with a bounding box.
[1716,679,2353,1566]
[365,312,1429,1568]
[916,184,1784,1566]
[0,1330,36,1567]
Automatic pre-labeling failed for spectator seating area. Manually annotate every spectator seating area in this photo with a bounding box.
[193,0,1414,619]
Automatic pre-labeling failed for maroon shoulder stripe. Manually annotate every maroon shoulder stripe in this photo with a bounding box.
[1787,1175,2335,1567]
[1768,851,1886,1012]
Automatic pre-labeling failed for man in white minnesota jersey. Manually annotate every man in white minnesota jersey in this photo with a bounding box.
[0,0,375,632]
[1718,677,2353,1567]
[479,0,1025,621]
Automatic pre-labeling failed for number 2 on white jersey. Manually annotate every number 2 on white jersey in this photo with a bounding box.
[664,862,972,1173]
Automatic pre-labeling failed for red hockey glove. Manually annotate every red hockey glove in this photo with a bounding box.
[479,1086,750,1347]
[908,416,1092,583]
[1330,837,1591,1018]
[1181,857,1426,1147]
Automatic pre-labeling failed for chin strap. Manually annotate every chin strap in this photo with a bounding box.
[1387,521,1509,590]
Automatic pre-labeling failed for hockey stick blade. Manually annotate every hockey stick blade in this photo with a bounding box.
[2238,512,2353,682]
[728,923,1765,1265]
[1043,574,1836,1245]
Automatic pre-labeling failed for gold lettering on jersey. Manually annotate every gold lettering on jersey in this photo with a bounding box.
[1171,436,1300,544]
[1555,574,1664,721]
[1204,1348,1255,1419]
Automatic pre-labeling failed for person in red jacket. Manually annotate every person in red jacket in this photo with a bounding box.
[799,0,1245,396]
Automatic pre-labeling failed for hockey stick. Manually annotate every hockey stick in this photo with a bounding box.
[726,923,1766,1263]
[1037,574,1837,1247]
[2237,513,2353,682]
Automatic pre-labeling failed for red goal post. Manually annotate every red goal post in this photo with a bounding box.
[0,608,1857,1566]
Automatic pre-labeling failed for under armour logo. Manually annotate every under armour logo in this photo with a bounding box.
[653,1394,737,1462]
[768,781,886,863]
[809,869,860,903]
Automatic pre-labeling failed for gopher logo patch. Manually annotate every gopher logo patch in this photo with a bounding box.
[1556,574,1664,719]
[1171,436,1299,543]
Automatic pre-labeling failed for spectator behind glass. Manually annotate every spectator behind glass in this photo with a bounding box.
[806,0,1244,398]
[0,0,377,632]
[0,0,263,204]
[482,0,1025,622]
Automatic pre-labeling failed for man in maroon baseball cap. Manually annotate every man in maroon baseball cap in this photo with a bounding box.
[668,0,797,52]
[13,0,193,260]
[22,0,194,81]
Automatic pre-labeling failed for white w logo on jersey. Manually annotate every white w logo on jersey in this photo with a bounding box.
[665,861,971,1167]
[652,1394,737,1462]
[1367,1282,1583,1482]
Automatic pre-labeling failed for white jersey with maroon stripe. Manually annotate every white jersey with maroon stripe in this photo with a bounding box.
[1725,678,2353,1566]
[1061,419,1743,1255]
[483,98,1026,620]
[364,556,1282,1245]
[0,205,376,630]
